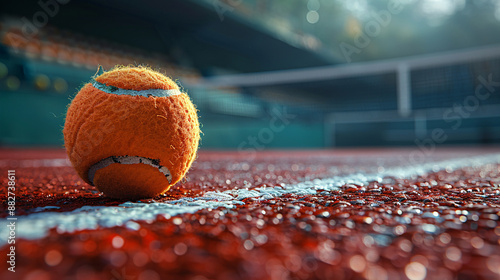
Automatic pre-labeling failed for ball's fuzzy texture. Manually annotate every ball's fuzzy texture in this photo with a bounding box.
[63,66,200,199]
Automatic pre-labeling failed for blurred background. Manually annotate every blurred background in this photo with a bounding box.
[1,0,500,149]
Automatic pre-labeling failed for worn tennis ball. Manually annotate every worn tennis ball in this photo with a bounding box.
[63,66,200,200]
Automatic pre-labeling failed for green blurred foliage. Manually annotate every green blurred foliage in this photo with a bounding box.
[224,0,500,62]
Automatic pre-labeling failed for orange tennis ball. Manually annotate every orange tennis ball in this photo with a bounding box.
[63,66,200,200]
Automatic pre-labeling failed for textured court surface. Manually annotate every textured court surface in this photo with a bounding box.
[1,148,500,280]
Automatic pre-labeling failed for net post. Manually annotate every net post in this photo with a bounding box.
[397,63,411,117]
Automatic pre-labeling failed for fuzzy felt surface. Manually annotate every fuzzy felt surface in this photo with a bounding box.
[63,66,200,199]
[96,66,179,91]
[93,163,172,199]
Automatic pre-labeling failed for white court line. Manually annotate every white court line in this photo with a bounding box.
[1,154,500,246]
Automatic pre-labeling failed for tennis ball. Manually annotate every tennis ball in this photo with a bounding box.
[63,66,200,200]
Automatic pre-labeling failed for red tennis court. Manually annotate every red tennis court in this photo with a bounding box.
[1,148,499,280]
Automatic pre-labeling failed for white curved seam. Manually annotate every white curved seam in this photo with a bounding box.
[92,81,182,98]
